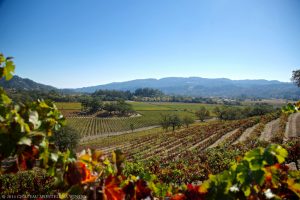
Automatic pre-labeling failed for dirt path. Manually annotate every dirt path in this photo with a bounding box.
[207,128,240,149]
[80,125,159,142]
[259,119,280,141]
[285,112,300,138]
[233,124,259,144]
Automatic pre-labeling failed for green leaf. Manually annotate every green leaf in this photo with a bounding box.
[251,169,265,186]
[29,131,45,137]
[0,54,5,63]
[266,144,288,164]
[282,103,298,114]
[50,153,58,162]
[249,158,264,171]
[39,101,50,108]
[18,137,32,146]
[29,110,41,129]
[236,168,249,184]
[3,60,15,80]
[40,139,47,148]
[67,184,84,195]
[244,148,263,161]
[54,123,61,131]
[47,166,56,176]
[241,185,251,196]
[1,93,12,105]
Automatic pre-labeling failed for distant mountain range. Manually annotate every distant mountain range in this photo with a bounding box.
[71,77,300,99]
[1,76,299,99]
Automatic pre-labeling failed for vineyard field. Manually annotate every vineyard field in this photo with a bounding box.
[67,110,195,137]
[55,102,82,110]
[147,102,242,113]
[79,111,295,183]
[57,101,222,137]
[82,112,282,160]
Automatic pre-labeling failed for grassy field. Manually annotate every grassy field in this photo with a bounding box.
[128,101,174,111]
[147,102,220,112]
[56,101,222,112]
[55,102,82,110]
[242,99,296,107]
[132,102,248,118]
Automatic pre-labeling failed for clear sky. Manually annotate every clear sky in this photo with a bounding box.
[0,0,299,88]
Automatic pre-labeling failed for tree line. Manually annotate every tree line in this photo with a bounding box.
[213,104,276,120]
[5,87,223,105]
[159,104,276,132]
[80,97,134,116]
[5,87,165,103]
[92,88,163,100]
[160,114,195,132]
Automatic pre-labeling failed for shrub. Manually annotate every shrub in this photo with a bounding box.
[204,146,241,174]
[51,125,81,152]
[195,106,210,121]
[182,115,195,128]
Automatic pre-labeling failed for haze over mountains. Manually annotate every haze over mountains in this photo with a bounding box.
[1,76,299,99]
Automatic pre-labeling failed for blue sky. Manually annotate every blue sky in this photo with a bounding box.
[0,0,299,88]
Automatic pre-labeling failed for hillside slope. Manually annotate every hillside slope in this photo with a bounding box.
[0,75,57,91]
[1,76,299,99]
[72,77,300,99]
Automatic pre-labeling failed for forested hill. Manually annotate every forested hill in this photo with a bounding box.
[0,75,57,91]
[1,76,299,99]
[72,77,300,99]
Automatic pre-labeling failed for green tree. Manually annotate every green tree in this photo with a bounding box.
[130,123,134,132]
[195,106,210,122]
[291,69,300,87]
[116,100,134,115]
[169,114,182,132]
[89,97,103,113]
[80,96,102,113]
[213,106,221,119]
[182,116,194,128]
[160,114,170,132]
[103,100,134,116]
[103,102,117,115]
[80,96,92,112]
[134,88,163,97]
[50,126,80,153]
[247,104,274,117]
[219,106,242,120]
